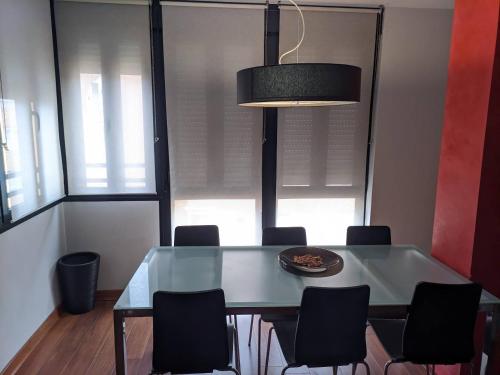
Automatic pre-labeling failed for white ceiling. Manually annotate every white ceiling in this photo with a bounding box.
[184,0,455,9]
[297,0,454,9]
[61,0,455,9]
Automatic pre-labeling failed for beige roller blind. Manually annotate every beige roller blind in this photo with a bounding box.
[163,4,264,245]
[277,8,378,244]
[56,1,156,194]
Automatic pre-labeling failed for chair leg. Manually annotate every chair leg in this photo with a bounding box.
[352,363,357,375]
[281,365,291,375]
[384,360,395,375]
[361,360,370,375]
[228,367,241,375]
[248,314,254,346]
[264,326,274,375]
[258,318,262,375]
[234,315,241,373]
[425,364,436,375]
[333,366,338,375]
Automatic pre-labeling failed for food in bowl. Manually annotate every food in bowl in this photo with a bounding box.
[293,254,324,268]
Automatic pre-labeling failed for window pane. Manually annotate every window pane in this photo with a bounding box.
[0,0,64,220]
[80,73,108,189]
[163,5,264,245]
[56,2,155,194]
[277,9,378,244]
[174,200,257,245]
[277,198,355,245]
[121,75,147,189]
[1,99,25,211]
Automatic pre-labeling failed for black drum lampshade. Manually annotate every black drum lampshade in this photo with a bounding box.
[237,63,361,107]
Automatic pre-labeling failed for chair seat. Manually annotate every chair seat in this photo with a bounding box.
[272,320,298,364]
[261,313,297,323]
[369,319,406,361]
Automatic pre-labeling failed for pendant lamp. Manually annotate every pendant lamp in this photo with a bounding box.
[237,0,361,107]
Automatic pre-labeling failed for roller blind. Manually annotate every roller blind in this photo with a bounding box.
[277,8,377,244]
[0,0,64,220]
[55,1,155,194]
[163,4,264,245]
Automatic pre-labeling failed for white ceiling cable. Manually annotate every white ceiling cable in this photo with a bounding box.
[278,0,305,64]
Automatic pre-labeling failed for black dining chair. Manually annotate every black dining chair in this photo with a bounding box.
[172,225,240,361]
[262,226,307,246]
[151,289,240,375]
[370,282,482,375]
[264,285,371,375]
[174,225,220,246]
[346,225,391,246]
[249,227,306,375]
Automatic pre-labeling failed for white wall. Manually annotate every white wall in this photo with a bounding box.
[63,201,160,289]
[0,0,66,370]
[0,201,159,370]
[368,7,453,252]
[0,205,66,371]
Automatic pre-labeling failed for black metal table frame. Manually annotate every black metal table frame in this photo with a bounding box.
[114,304,500,375]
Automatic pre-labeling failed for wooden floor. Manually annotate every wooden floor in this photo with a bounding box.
[8,301,426,375]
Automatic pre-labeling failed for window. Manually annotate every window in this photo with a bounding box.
[0,0,64,222]
[55,1,155,194]
[276,8,378,244]
[163,4,264,245]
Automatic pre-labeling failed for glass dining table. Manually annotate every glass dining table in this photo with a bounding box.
[113,245,500,375]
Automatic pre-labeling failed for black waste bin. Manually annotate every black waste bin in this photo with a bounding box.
[57,252,100,314]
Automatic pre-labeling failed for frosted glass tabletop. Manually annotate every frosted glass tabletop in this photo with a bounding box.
[115,245,499,311]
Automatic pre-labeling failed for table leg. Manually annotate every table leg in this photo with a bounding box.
[234,315,241,372]
[486,306,500,375]
[114,310,127,375]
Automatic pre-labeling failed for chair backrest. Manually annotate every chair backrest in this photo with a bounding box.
[174,225,220,246]
[346,225,391,245]
[152,289,229,373]
[295,286,370,367]
[403,282,482,364]
[262,226,307,246]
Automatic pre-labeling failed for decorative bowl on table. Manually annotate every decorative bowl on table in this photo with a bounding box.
[278,246,342,276]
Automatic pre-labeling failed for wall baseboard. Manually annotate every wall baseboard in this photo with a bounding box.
[0,307,62,375]
[96,289,123,302]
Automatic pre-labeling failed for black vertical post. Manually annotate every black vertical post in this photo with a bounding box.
[363,7,384,224]
[261,4,280,230]
[49,0,69,196]
[0,71,11,224]
[0,154,10,225]
[150,0,172,246]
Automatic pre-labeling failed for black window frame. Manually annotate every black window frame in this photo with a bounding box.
[0,0,383,242]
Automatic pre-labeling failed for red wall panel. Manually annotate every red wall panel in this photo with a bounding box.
[432,0,499,277]
[432,1,500,374]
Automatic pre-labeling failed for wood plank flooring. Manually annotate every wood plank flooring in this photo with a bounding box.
[6,301,426,375]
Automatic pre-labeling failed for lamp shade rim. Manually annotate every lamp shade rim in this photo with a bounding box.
[237,62,361,72]
[237,63,362,107]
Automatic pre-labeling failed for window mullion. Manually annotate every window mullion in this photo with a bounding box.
[151,0,172,245]
[261,3,280,230]
[0,68,12,225]
[0,149,12,225]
